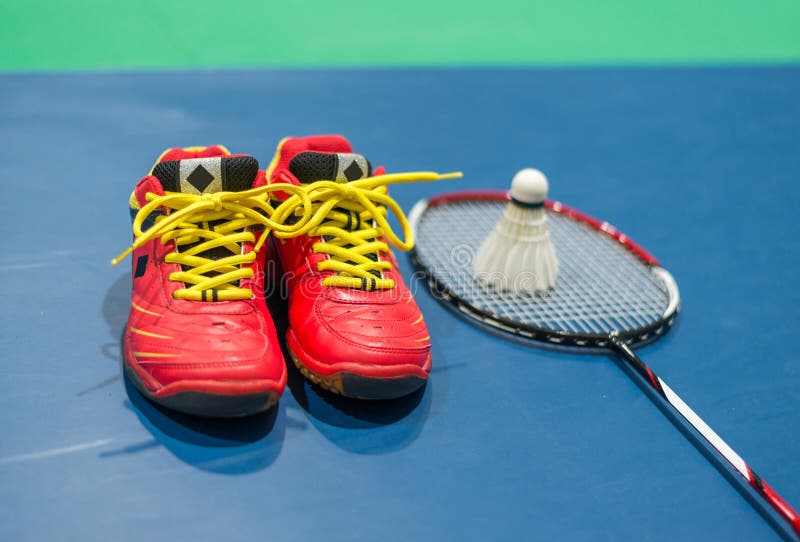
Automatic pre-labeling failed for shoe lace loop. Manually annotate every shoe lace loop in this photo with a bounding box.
[112,183,314,301]
[283,172,461,291]
[112,171,461,299]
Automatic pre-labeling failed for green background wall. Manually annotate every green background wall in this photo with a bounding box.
[2,0,799,71]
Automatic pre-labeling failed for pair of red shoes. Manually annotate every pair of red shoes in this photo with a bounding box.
[114,135,443,417]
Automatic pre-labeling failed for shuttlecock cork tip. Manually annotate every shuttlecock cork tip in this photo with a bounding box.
[510,168,548,205]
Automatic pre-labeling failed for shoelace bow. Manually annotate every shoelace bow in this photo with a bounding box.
[112,171,461,300]
[277,171,461,291]
[112,183,314,301]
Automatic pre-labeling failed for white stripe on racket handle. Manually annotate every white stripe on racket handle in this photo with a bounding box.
[612,335,800,539]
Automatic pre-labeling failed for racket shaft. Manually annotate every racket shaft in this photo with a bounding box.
[611,335,800,538]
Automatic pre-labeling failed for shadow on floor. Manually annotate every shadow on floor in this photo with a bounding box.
[111,370,289,474]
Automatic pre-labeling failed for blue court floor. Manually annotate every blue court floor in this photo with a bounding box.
[0,67,798,541]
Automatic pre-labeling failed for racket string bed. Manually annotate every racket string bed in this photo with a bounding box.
[415,200,669,337]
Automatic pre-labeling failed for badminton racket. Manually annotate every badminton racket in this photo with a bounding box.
[408,189,800,539]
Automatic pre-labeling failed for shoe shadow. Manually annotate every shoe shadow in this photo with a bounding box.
[284,361,432,455]
[97,271,290,474]
[76,272,132,397]
[117,370,287,474]
[266,277,432,455]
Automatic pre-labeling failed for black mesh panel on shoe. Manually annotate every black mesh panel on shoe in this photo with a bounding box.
[289,152,371,183]
[152,160,181,192]
[221,156,259,191]
[152,156,258,194]
[289,152,338,183]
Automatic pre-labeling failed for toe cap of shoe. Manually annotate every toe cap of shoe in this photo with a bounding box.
[289,290,431,373]
[125,308,285,391]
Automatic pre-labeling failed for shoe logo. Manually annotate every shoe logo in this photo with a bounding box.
[336,153,369,183]
[134,255,148,278]
[343,161,363,181]
[186,164,215,192]
[179,158,223,194]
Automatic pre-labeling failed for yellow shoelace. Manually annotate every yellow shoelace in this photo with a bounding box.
[275,171,461,291]
[111,183,314,301]
[112,171,461,300]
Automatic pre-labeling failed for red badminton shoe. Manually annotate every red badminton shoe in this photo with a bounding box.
[113,146,293,417]
[265,135,455,399]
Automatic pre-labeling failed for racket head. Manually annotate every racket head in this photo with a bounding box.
[409,190,680,351]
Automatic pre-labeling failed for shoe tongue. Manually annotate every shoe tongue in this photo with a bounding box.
[288,151,371,184]
[152,156,259,194]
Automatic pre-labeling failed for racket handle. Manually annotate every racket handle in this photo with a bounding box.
[609,333,800,539]
[756,476,800,538]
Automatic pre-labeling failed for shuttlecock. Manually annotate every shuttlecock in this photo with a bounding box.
[473,168,559,293]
